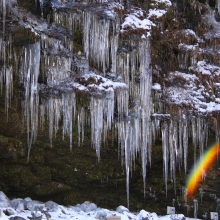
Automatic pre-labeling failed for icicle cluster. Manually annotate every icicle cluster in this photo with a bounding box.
[54,8,120,74]
[116,37,152,206]
[40,92,76,150]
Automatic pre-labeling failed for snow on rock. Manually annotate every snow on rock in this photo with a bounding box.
[80,201,97,212]
[116,205,129,213]
[107,2,124,10]
[120,1,171,34]
[151,0,172,7]
[120,8,155,33]
[192,60,220,76]
[0,191,193,220]
[152,83,161,90]
[51,71,128,95]
[148,8,167,19]
[165,68,220,113]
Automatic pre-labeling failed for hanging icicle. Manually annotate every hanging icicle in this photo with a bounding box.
[19,42,41,161]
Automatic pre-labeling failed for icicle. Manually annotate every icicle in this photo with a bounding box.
[90,97,103,161]
[178,117,183,166]
[162,120,169,197]
[191,116,198,165]
[110,20,120,73]
[139,37,152,197]
[78,107,85,147]
[90,92,115,161]
[183,117,188,173]
[169,119,176,194]
[103,90,114,141]
[62,92,76,151]
[116,89,129,119]
[124,120,131,209]
[4,67,13,119]
[218,0,220,14]
[2,0,6,36]
[20,42,41,161]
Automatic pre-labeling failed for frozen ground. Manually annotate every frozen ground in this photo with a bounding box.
[0,191,192,220]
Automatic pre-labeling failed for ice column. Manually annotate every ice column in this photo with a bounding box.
[162,120,169,196]
[90,91,115,161]
[4,67,13,119]
[139,37,152,196]
[183,117,188,173]
[0,36,14,120]
[78,107,85,147]
[168,119,177,193]
[62,92,76,151]
[20,42,41,161]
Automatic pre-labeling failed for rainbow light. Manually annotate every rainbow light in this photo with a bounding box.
[186,143,220,197]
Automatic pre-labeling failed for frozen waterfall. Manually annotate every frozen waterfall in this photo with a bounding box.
[2,0,220,209]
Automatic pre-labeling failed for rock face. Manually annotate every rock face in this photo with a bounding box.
[1,0,220,218]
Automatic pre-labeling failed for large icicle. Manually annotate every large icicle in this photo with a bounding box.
[168,119,176,194]
[183,116,188,173]
[0,36,14,120]
[19,42,41,161]
[139,37,152,197]
[162,120,169,197]
[62,92,76,151]
[90,90,115,161]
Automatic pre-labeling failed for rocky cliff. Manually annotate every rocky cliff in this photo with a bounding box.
[1,0,220,217]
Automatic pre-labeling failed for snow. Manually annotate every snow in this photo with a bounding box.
[0,191,192,220]
[120,6,169,33]
[148,9,167,19]
[165,68,220,113]
[121,11,155,32]
[192,60,220,76]
[53,72,128,94]
[151,0,172,6]
[152,83,161,90]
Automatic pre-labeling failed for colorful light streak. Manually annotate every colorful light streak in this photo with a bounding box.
[186,143,220,197]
